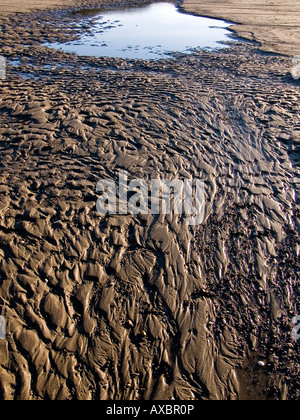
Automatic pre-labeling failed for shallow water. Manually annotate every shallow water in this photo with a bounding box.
[46,2,234,60]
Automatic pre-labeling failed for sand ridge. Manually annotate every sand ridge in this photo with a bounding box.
[0,0,299,401]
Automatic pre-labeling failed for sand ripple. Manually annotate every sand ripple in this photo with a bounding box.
[0,6,299,401]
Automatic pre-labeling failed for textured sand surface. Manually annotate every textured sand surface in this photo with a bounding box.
[0,1,299,401]
[1,0,300,56]
[182,0,300,57]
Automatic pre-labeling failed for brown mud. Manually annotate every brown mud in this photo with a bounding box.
[0,0,299,400]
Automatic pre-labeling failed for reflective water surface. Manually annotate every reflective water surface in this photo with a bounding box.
[47,2,234,60]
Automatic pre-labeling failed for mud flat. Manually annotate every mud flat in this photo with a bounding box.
[0,1,299,401]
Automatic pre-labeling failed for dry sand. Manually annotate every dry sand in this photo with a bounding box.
[0,0,299,401]
[182,0,300,57]
[0,0,71,15]
[1,0,300,56]
[0,0,97,15]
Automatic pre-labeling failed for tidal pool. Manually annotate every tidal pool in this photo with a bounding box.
[47,2,235,60]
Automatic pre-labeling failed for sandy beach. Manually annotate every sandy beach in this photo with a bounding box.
[183,0,300,56]
[0,0,299,401]
[1,0,300,56]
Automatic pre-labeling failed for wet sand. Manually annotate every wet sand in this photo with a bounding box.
[1,0,300,56]
[0,0,299,401]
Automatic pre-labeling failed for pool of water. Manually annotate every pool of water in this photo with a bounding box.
[46,2,235,60]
